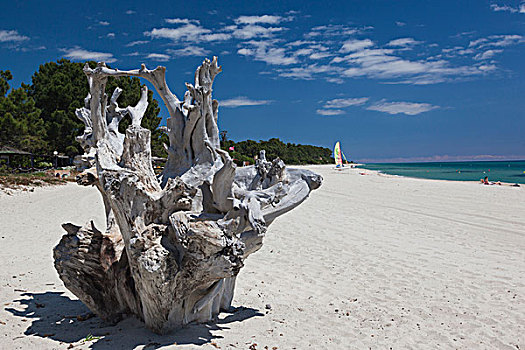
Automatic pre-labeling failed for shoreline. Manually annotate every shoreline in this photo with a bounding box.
[355,164,524,187]
[302,163,523,188]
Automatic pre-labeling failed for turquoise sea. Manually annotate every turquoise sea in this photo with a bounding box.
[358,160,525,184]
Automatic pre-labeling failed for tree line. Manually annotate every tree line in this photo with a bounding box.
[221,136,333,165]
[1,59,334,166]
[0,59,166,158]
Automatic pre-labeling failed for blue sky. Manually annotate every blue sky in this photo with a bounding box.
[1,0,524,162]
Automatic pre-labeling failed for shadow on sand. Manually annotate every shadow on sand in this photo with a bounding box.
[5,291,263,349]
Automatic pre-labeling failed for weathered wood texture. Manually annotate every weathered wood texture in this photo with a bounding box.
[53,57,322,333]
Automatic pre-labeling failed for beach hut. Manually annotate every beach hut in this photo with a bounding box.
[0,147,34,168]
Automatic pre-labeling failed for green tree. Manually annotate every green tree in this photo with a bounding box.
[0,70,47,153]
[221,137,333,165]
[27,59,165,157]
[0,70,13,96]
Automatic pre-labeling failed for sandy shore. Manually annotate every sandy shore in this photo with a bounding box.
[1,166,524,349]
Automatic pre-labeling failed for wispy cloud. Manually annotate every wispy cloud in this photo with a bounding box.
[469,34,524,48]
[99,21,110,26]
[306,24,360,38]
[165,18,200,25]
[328,44,488,84]
[366,101,439,115]
[324,97,369,108]
[238,40,298,65]
[276,22,504,85]
[126,40,148,47]
[473,49,503,60]
[0,29,29,42]
[232,25,284,39]
[220,96,272,108]
[167,46,210,57]
[278,64,335,79]
[145,23,231,43]
[234,15,288,25]
[386,37,422,48]
[139,13,522,85]
[316,109,345,116]
[125,10,135,15]
[395,21,406,27]
[63,47,116,63]
[340,39,374,53]
[490,3,525,13]
[146,53,170,61]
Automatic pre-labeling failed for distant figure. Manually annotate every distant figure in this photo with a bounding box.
[480,176,502,186]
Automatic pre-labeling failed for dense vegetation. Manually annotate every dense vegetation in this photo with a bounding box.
[0,59,166,158]
[1,59,334,167]
[221,135,333,165]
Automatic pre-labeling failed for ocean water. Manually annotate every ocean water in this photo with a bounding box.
[358,160,525,184]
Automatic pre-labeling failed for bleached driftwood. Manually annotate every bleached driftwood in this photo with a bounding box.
[53,57,322,333]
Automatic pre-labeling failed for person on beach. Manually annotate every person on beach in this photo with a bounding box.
[480,176,502,186]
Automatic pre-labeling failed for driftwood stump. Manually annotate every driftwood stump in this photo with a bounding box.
[53,57,322,333]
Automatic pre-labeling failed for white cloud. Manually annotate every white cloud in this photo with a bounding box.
[278,64,339,80]
[145,24,231,43]
[478,64,497,71]
[234,15,285,25]
[165,18,200,24]
[145,25,209,41]
[395,21,406,27]
[469,34,524,48]
[0,29,29,42]
[237,48,254,56]
[316,109,345,116]
[367,101,439,115]
[125,10,136,15]
[340,39,374,53]
[99,21,110,26]
[238,41,297,65]
[331,46,485,84]
[309,44,329,51]
[271,23,509,85]
[326,77,344,84]
[232,25,283,39]
[146,53,170,61]
[201,33,232,41]
[63,47,116,63]
[324,97,369,108]
[107,33,115,38]
[294,48,314,56]
[386,37,421,47]
[473,49,503,60]
[126,40,148,47]
[287,40,315,46]
[490,4,521,13]
[307,24,359,38]
[309,52,332,60]
[167,46,210,57]
[220,96,272,107]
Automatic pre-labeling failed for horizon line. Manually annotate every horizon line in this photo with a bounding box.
[356,155,525,163]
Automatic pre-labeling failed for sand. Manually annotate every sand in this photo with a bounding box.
[0,166,524,349]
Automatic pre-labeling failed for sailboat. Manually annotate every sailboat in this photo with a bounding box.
[333,141,350,170]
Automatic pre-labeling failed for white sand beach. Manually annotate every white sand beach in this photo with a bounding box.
[0,165,524,349]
